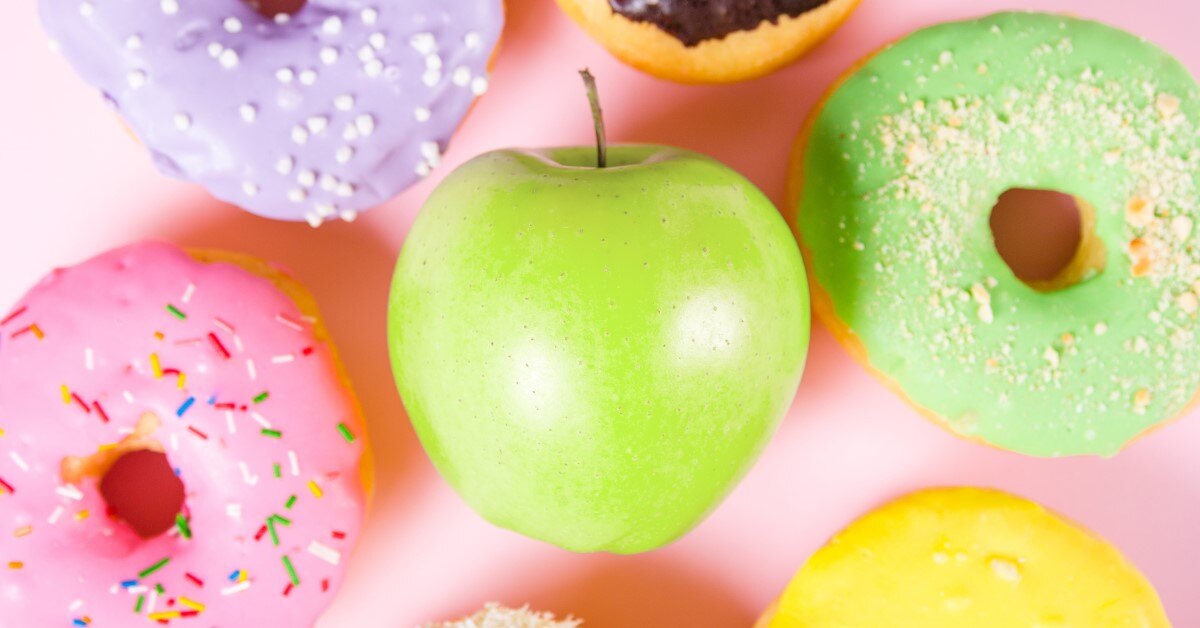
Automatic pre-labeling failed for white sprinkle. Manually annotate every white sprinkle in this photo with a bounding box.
[242,182,260,196]
[225,410,236,434]
[79,2,95,17]
[69,599,83,612]
[315,203,337,217]
[125,35,143,50]
[226,503,241,519]
[361,8,378,24]
[275,314,303,331]
[160,0,178,15]
[56,484,83,501]
[127,70,147,89]
[422,68,441,87]
[233,334,244,353]
[288,188,308,203]
[276,67,295,83]
[213,318,235,333]
[989,557,1021,582]
[182,283,195,303]
[319,174,339,191]
[357,45,376,63]
[48,506,64,524]
[207,42,224,58]
[275,156,295,175]
[320,47,339,65]
[322,15,343,35]
[415,161,431,177]
[291,126,309,145]
[305,212,324,228]
[84,347,95,370]
[222,580,252,596]
[410,32,436,55]
[420,141,441,167]
[464,32,482,49]
[173,113,192,131]
[414,106,431,122]
[452,66,472,87]
[169,433,179,451]
[224,17,243,33]
[246,358,257,380]
[297,169,317,187]
[335,146,355,164]
[364,59,383,78]
[274,13,290,24]
[218,48,240,69]
[306,116,328,135]
[336,182,355,198]
[10,451,29,472]
[342,124,360,142]
[272,354,295,364]
[299,69,318,85]
[334,94,355,111]
[122,390,135,404]
[369,33,387,50]
[340,209,358,222]
[238,462,258,485]
[470,76,489,96]
[239,103,257,122]
[354,114,376,136]
[250,412,272,429]
[308,541,342,565]
[425,54,443,71]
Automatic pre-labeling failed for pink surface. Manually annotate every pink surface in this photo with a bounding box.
[2,0,1198,625]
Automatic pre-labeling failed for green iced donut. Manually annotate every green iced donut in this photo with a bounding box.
[794,12,1200,456]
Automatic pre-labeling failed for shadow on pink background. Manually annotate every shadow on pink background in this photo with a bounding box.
[1,0,1198,626]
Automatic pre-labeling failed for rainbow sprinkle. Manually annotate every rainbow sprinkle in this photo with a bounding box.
[261,428,282,439]
[175,513,192,539]
[166,304,187,320]
[150,353,163,379]
[252,391,270,404]
[282,555,300,586]
[336,422,355,443]
[138,556,171,579]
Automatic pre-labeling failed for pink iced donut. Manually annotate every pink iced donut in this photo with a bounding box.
[39,0,504,225]
[0,242,368,626]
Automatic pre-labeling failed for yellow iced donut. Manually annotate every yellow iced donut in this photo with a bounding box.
[759,488,1168,627]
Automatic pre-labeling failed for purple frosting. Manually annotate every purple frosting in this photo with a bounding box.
[39,0,504,225]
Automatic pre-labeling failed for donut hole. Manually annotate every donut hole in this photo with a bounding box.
[245,0,306,19]
[99,450,186,539]
[990,188,1107,292]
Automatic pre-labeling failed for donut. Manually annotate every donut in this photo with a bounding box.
[792,12,1200,456]
[38,1,504,226]
[0,242,369,625]
[757,488,1168,626]
[555,0,861,83]
[425,603,581,627]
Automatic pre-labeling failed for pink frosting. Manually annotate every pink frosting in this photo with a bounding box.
[0,242,366,626]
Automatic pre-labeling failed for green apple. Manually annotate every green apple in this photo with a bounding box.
[388,77,809,554]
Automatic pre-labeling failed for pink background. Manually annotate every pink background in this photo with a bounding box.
[3,0,1198,625]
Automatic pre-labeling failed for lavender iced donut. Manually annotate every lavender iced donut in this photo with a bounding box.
[40,1,504,225]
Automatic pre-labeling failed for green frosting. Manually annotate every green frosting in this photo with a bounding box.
[798,12,1200,456]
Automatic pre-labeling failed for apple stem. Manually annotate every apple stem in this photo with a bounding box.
[579,69,607,169]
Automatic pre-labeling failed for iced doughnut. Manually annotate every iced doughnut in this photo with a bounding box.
[39,1,504,226]
[0,242,369,625]
[556,0,861,83]
[792,12,1200,456]
[426,603,581,627]
[757,488,1168,627]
